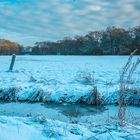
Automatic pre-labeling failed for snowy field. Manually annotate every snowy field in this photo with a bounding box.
[0,55,139,104]
[0,55,140,140]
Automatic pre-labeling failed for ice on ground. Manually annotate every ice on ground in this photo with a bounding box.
[0,56,140,104]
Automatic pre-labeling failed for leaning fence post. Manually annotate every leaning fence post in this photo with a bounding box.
[9,54,16,71]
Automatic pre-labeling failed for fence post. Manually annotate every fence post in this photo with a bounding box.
[9,54,16,71]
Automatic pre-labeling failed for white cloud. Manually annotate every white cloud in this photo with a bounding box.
[0,0,140,45]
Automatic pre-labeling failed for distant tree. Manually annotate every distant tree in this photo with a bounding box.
[130,26,140,54]
[100,27,132,55]
[0,39,23,55]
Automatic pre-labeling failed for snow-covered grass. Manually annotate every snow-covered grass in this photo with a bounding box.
[0,116,46,140]
[0,55,140,105]
[0,55,140,140]
[0,111,140,140]
[0,114,95,140]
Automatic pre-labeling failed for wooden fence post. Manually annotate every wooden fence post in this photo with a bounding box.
[9,54,16,71]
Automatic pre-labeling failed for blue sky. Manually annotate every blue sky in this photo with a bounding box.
[0,0,140,46]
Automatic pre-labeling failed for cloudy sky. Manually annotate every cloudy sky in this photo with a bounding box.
[0,0,140,46]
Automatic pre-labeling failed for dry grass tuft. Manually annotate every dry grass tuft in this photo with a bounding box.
[118,49,140,126]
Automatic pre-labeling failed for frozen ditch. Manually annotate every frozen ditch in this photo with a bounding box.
[0,102,140,126]
[0,102,140,127]
[0,102,140,140]
[0,102,106,121]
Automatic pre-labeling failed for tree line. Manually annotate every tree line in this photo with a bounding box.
[0,26,140,55]
[31,26,140,55]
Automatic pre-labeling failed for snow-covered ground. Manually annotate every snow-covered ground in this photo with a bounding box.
[1,115,140,140]
[0,55,139,104]
[0,55,140,140]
